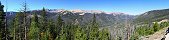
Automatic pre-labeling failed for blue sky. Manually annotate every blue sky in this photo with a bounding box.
[1,0,169,15]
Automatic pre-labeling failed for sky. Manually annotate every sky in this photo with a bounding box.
[1,0,169,15]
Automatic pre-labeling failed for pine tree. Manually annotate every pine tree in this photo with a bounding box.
[55,25,66,40]
[130,33,139,40]
[58,27,67,40]
[41,19,54,40]
[18,13,25,40]
[10,12,24,40]
[66,24,76,40]
[11,13,21,40]
[56,15,64,28]
[81,28,87,40]
[40,7,47,32]
[39,7,49,40]
[89,14,99,40]
[19,2,29,40]
[55,15,66,40]
[41,28,50,40]
[74,26,82,40]
[28,13,40,40]
[74,25,87,40]
[117,37,122,40]
[98,28,110,40]
[55,15,64,37]
[0,34,2,40]
[0,2,6,40]
[153,22,159,32]
[48,19,56,40]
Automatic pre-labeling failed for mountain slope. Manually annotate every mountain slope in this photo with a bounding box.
[140,26,168,40]
[134,9,169,24]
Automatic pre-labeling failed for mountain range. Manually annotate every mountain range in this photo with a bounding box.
[6,8,169,40]
[134,9,169,24]
[6,9,135,27]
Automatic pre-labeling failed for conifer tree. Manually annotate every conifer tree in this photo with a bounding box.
[0,2,6,40]
[40,7,47,32]
[0,34,2,40]
[41,29,49,40]
[117,37,122,40]
[74,25,87,40]
[48,19,56,40]
[81,28,87,40]
[41,19,54,40]
[74,26,82,40]
[39,7,49,40]
[58,27,67,40]
[98,28,110,40]
[55,15,64,37]
[11,13,21,40]
[20,2,29,40]
[10,12,24,40]
[153,22,159,32]
[28,13,40,40]
[89,14,99,40]
[18,13,25,40]
[66,24,76,40]
[55,25,66,40]
[55,15,66,40]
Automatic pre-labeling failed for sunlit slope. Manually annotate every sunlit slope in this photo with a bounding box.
[134,9,169,24]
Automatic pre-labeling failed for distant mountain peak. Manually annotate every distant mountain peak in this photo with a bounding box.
[105,12,127,16]
[30,9,131,16]
[47,9,105,14]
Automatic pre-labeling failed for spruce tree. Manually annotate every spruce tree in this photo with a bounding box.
[55,15,66,40]
[20,2,29,40]
[89,14,99,40]
[74,25,87,40]
[66,24,76,40]
[11,13,21,40]
[18,13,25,40]
[0,34,2,40]
[74,26,82,40]
[0,2,6,40]
[153,22,159,32]
[41,28,49,40]
[98,28,110,40]
[48,19,55,40]
[41,19,54,40]
[56,15,64,37]
[40,7,49,40]
[58,27,67,40]
[81,28,87,40]
[55,25,66,40]
[117,37,122,40]
[10,12,24,40]
[28,13,40,40]
[40,7,47,32]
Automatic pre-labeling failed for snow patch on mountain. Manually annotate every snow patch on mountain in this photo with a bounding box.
[31,9,130,16]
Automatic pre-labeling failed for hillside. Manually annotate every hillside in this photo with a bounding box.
[132,8,169,40]
[134,9,169,24]
[140,26,168,40]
